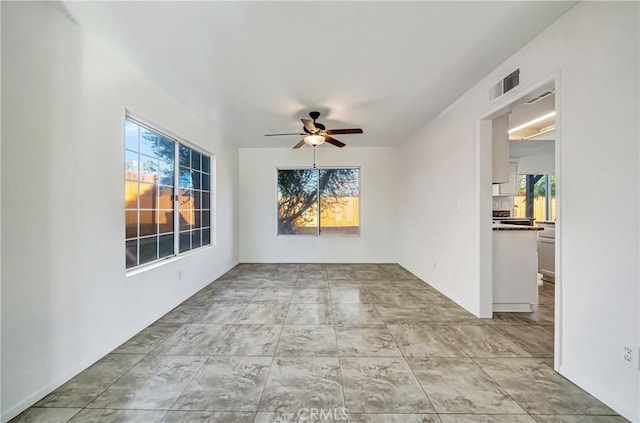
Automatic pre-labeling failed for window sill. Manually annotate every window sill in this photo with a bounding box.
[319,233,360,238]
[126,245,213,278]
[275,233,361,238]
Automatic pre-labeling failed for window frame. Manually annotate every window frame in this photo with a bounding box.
[275,166,361,237]
[125,113,213,272]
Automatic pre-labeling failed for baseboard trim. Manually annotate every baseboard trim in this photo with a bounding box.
[558,364,639,423]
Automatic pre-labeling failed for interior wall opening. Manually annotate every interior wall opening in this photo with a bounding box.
[478,75,560,368]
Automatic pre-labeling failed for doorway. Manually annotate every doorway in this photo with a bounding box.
[477,73,561,368]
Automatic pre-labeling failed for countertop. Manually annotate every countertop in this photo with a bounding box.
[493,223,544,231]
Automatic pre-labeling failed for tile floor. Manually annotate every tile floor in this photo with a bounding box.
[12,264,627,423]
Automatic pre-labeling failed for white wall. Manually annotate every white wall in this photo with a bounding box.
[239,147,398,263]
[0,2,238,421]
[0,2,3,409]
[397,2,639,420]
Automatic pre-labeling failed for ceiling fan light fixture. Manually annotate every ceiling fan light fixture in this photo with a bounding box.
[304,134,325,146]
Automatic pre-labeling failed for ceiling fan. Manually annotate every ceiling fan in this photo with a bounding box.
[265,111,363,149]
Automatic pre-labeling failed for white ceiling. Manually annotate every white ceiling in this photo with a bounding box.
[61,1,576,148]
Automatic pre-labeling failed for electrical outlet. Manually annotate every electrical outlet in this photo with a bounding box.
[622,346,639,370]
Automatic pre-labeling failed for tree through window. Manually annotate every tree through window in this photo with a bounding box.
[277,168,360,236]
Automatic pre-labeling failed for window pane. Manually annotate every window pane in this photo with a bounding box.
[179,231,191,253]
[159,160,174,186]
[277,169,318,235]
[194,191,201,209]
[180,210,194,230]
[179,145,190,167]
[159,234,174,259]
[125,120,138,151]
[139,183,156,209]
[192,229,202,248]
[194,211,202,229]
[192,151,201,170]
[202,155,210,173]
[139,155,158,183]
[139,210,158,236]
[125,210,138,239]
[534,175,547,222]
[140,128,158,158]
[158,211,174,234]
[158,136,175,163]
[201,173,210,191]
[125,181,138,209]
[179,166,193,189]
[202,210,210,228]
[179,189,194,210]
[193,171,201,189]
[202,192,210,209]
[126,240,137,268]
[202,227,211,245]
[139,237,158,264]
[319,168,360,235]
[513,175,526,218]
[158,186,173,209]
[125,150,139,181]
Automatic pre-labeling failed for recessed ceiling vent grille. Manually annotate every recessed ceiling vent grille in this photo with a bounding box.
[489,69,520,102]
[525,90,554,104]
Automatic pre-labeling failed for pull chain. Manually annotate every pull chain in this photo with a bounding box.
[313,145,317,168]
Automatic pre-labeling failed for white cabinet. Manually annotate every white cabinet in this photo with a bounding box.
[493,163,518,196]
[493,228,539,312]
[537,222,555,283]
[492,114,510,183]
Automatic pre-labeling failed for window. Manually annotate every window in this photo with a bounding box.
[513,173,556,221]
[125,117,212,269]
[277,168,359,236]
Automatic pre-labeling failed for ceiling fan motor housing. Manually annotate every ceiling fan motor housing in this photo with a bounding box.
[308,111,325,132]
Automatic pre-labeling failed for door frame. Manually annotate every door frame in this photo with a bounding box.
[476,70,562,368]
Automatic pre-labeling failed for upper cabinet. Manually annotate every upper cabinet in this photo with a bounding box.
[492,114,510,183]
[492,163,518,196]
[501,163,518,195]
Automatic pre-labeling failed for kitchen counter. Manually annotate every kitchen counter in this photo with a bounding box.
[493,223,544,231]
[493,226,539,312]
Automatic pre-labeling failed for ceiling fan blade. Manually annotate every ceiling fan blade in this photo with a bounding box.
[265,133,305,136]
[301,118,317,133]
[293,139,305,149]
[323,135,346,148]
[325,128,363,135]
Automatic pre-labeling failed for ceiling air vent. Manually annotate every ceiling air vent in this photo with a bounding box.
[489,68,520,102]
